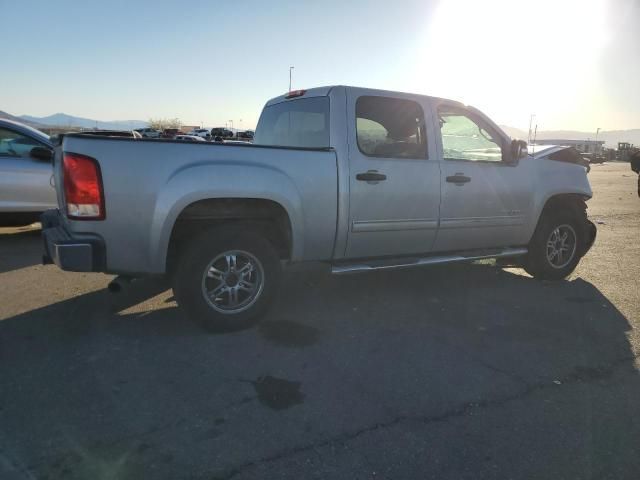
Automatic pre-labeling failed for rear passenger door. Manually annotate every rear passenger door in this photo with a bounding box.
[345,90,441,258]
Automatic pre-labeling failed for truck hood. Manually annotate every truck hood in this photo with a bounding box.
[528,144,590,170]
[528,144,567,159]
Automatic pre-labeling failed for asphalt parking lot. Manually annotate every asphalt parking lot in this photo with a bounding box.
[1,162,638,480]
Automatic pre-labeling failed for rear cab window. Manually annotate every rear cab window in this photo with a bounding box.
[254,97,329,148]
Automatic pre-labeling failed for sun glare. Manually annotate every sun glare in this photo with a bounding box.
[410,0,609,129]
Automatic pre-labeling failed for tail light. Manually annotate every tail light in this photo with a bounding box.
[63,152,105,220]
[285,89,306,99]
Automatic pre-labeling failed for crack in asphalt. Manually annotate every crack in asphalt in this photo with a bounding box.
[211,355,638,480]
[465,355,531,386]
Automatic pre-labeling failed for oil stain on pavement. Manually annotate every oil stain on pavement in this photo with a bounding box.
[252,375,305,410]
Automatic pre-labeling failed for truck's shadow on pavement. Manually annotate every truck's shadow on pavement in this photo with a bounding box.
[1,263,639,479]
[0,227,42,274]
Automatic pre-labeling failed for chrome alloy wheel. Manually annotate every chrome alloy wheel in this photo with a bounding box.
[201,250,265,313]
[546,224,577,269]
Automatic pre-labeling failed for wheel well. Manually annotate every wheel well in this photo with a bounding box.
[531,193,589,243]
[540,193,588,219]
[167,198,292,272]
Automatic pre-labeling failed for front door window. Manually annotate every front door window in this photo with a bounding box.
[0,128,44,157]
[438,109,502,162]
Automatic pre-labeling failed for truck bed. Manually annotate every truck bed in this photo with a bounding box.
[53,135,339,274]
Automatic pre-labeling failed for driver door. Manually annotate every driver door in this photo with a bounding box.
[432,103,533,252]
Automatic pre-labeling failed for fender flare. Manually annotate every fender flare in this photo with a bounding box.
[148,161,304,273]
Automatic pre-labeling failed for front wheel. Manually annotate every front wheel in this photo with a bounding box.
[173,227,281,331]
[524,211,585,280]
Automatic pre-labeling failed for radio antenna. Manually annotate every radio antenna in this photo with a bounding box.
[528,114,536,144]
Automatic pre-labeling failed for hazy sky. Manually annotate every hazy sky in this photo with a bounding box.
[2,0,638,131]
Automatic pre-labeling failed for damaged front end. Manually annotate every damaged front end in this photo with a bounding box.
[547,147,591,172]
[530,145,592,172]
[583,218,597,255]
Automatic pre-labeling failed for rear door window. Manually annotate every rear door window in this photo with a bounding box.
[356,96,427,159]
[254,97,329,148]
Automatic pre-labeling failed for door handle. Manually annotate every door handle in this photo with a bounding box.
[446,174,471,185]
[356,170,387,182]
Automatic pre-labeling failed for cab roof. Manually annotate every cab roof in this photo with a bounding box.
[264,85,466,108]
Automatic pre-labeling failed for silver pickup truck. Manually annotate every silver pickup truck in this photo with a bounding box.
[42,86,596,330]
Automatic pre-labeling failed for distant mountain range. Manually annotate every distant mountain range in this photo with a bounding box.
[16,113,148,130]
[1,109,637,148]
[0,110,147,130]
[0,110,47,127]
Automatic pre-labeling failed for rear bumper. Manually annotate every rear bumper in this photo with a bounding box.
[41,210,106,272]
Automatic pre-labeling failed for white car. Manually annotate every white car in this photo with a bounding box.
[187,129,211,139]
[175,135,206,142]
[134,128,161,138]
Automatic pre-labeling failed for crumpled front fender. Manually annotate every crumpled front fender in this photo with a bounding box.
[581,219,597,257]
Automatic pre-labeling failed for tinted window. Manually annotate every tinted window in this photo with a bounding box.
[0,128,45,157]
[254,97,329,148]
[438,108,503,162]
[356,96,427,159]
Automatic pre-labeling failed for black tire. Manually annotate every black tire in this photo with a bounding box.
[524,210,586,280]
[172,226,281,331]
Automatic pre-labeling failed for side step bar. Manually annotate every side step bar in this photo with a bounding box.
[331,248,528,275]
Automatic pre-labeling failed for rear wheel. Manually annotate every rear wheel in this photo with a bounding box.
[524,211,584,280]
[173,227,281,331]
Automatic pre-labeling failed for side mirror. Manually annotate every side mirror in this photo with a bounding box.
[30,146,53,162]
[506,139,527,164]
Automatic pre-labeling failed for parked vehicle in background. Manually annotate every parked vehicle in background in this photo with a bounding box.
[617,142,638,162]
[238,130,254,140]
[175,135,206,142]
[630,150,640,198]
[582,152,605,164]
[134,127,161,138]
[43,86,596,331]
[160,128,180,139]
[210,128,233,139]
[187,128,212,140]
[0,119,56,226]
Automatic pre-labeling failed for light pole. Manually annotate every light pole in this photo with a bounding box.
[289,66,294,92]
[528,114,536,144]
[594,127,601,159]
